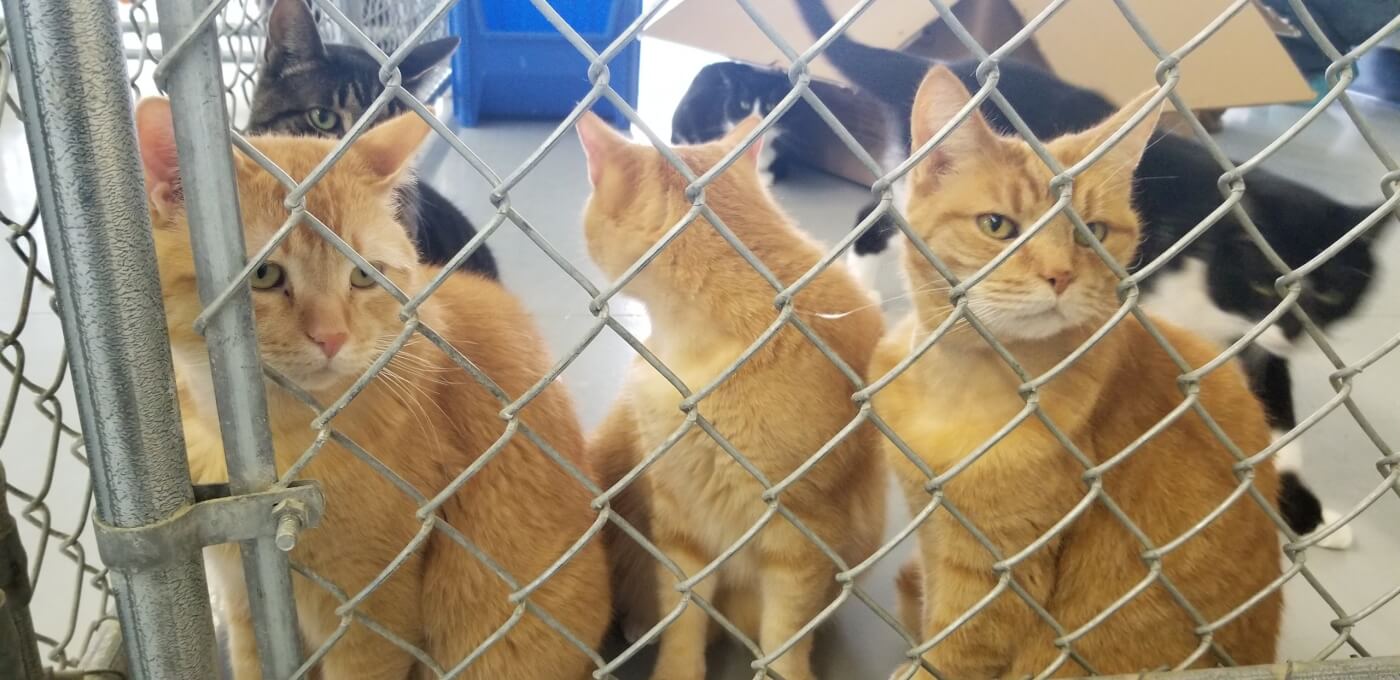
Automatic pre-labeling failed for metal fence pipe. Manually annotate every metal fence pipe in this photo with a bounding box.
[1102,656,1400,679]
[151,0,305,676]
[0,0,220,678]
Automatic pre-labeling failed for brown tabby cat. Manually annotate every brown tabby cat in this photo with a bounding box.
[872,67,1282,678]
[136,98,609,679]
[577,112,887,680]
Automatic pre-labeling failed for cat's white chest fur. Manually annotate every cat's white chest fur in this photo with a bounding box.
[1139,258,1292,356]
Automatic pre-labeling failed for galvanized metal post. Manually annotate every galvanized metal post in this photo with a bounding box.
[0,0,221,678]
[152,0,306,677]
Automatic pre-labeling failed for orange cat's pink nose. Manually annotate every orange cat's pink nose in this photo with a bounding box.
[310,331,348,358]
[1045,270,1075,296]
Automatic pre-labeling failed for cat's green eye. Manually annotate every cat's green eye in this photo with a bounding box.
[306,108,340,132]
[1073,221,1110,247]
[350,265,378,289]
[976,213,1020,240]
[1250,281,1277,297]
[250,262,285,290]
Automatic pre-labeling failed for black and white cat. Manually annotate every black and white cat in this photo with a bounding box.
[672,0,1395,549]
[672,62,880,187]
[672,61,793,185]
[248,0,498,279]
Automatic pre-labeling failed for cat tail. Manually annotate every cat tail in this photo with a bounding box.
[794,0,932,116]
[587,393,659,642]
[795,0,925,260]
[895,559,923,636]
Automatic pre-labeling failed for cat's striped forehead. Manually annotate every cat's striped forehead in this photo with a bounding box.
[982,147,1058,217]
[235,136,414,267]
[954,137,1142,230]
[973,138,1137,214]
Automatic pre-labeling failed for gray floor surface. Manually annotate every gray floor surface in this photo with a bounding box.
[2,36,1398,679]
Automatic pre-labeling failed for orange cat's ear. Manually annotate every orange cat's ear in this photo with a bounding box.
[577,111,627,186]
[135,97,184,219]
[1067,88,1163,175]
[910,66,997,185]
[352,112,432,183]
[720,115,764,167]
[230,146,258,177]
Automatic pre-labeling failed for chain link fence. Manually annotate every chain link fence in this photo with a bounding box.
[2,0,1398,678]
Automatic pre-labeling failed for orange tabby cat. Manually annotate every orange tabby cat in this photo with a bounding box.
[872,67,1282,678]
[576,112,886,680]
[136,98,609,679]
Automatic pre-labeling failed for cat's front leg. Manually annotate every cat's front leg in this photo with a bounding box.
[909,566,1006,678]
[222,594,262,680]
[754,555,832,680]
[203,545,261,680]
[649,544,716,680]
[911,524,1062,679]
[1004,624,1087,679]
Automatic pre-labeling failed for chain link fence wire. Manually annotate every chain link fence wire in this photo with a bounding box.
[3,0,1399,678]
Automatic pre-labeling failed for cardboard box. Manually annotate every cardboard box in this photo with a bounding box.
[647,0,1312,184]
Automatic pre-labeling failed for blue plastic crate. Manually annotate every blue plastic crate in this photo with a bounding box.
[449,0,642,129]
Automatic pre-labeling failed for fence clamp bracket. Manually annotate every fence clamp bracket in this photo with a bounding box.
[93,481,324,571]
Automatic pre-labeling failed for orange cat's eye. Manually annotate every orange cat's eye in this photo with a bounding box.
[249,262,285,290]
[350,264,380,289]
[1074,221,1110,247]
[976,213,1019,240]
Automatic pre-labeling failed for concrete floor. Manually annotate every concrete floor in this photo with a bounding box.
[2,34,1398,678]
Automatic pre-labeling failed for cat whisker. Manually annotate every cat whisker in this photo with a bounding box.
[397,372,455,423]
[809,280,954,320]
[386,351,457,373]
[372,338,464,374]
[390,364,474,388]
[387,348,481,387]
[563,312,653,320]
[379,366,457,450]
[372,367,440,451]
[1083,123,1181,194]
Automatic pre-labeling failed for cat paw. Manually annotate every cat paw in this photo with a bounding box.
[1308,508,1356,550]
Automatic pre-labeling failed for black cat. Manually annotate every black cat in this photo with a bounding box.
[247,0,497,280]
